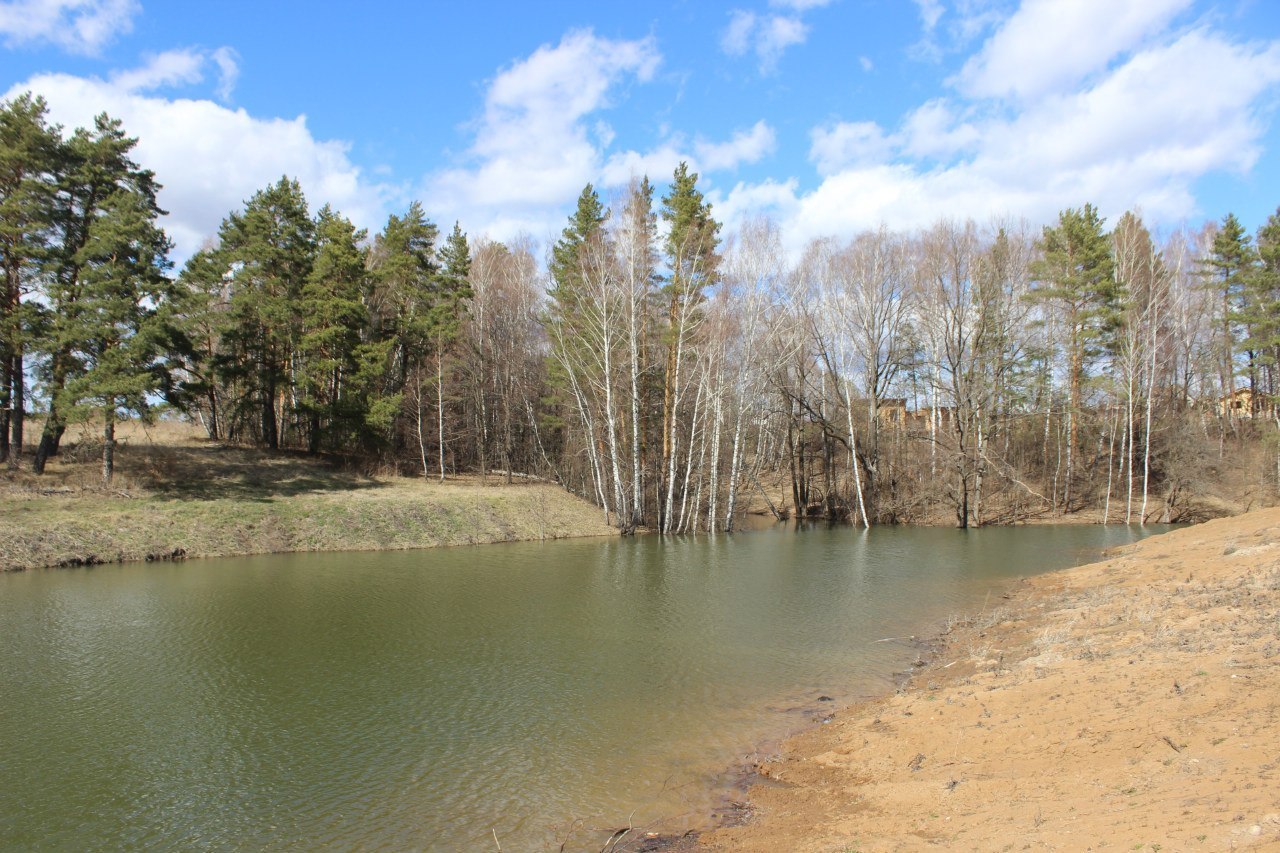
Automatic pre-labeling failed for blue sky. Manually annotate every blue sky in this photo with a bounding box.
[2,0,1279,263]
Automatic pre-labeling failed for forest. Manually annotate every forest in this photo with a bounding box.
[2,93,1278,531]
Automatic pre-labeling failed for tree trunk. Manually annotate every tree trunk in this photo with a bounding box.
[414,372,429,479]
[436,348,446,483]
[845,379,869,528]
[102,404,116,485]
[0,349,10,466]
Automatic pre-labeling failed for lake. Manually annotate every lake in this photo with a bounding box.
[0,523,1168,850]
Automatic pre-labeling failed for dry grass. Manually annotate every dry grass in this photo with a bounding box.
[0,419,616,571]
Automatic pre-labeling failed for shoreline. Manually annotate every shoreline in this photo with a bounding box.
[698,509,1280,851]
[0,476,618,572]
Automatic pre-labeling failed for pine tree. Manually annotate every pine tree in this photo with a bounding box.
[0,93,59,467]
[430,222,472,480]
[1202,213,1256,406]
[34,114,159,473]
[370,201,439,392]
[544,185,610,496]
[548,184,607,319]
[1028,203,1117,510]
[298,205,373,452]
[63,178,175,483]
[173,247,233,440]
[658,162,720,531]
[1253,209,1280,406]
[214,177,315,449]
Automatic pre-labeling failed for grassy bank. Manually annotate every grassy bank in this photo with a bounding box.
[0,421,615,572]
[703,509,1280,851]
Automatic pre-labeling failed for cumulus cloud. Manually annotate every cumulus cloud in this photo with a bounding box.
[695,120,776,171]
[898,99,979,160]
[424,29,777,244]
[424,29,659,239]
[109,49,206,92]
[601,144,687,189]
[721,10,809,73]
[6,67,390,263]
[723,22,1280,254]
[810,121,893,175]
[0,0,139,54]
[953,0,1194,100]
[601,121,776,192]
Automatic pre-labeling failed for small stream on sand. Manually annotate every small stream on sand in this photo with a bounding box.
[0,523,1169,850]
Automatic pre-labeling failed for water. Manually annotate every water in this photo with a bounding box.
[0,523,1168,850]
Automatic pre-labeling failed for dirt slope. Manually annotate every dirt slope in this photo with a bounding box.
[705,510,1280,852]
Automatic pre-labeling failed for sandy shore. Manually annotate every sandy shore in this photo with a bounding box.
[702,510,1280,852]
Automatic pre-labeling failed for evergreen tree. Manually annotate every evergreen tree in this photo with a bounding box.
[1028,203,1117,508]
[214,176,315,449]
[428,222,472,479]
[435,221,473,351]
[548,183,607,319]
[1202,213,1256,403]
[544,185,614,506]
[173,247,232,440]
[0,93,59,467]
[298,205,375,452]
[34,114,158,472]
[1253,209,1280,404]
[658,162,720,530]
[370,201,439,391]
[62,178,175,483]
[545,183,609,387]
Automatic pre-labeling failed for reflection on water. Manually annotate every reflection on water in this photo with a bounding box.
[0,523,1168,849]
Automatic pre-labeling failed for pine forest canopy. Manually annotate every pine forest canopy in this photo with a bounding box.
[2,93,1278,530]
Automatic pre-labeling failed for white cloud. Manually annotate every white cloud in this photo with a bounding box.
[695,120,776,171]
[422,28,780,245]
[722,10,756,56]
[601,144,686,189]
[859,55,873,72]
[769,0,835,9]
[809,121,892,175]
[724,25,1280,252]
[913,0,944,33]
[109,49,206,92]
[6,69,391,263]
[211,46,239,102]
[101,46,239,101]
[0,0,139,54]
[424,29,659,241]
[899,99,979,160]
[709,177,800,229]
[720,10,808,73]
[601,122,776,191]
[954,0,1194,100]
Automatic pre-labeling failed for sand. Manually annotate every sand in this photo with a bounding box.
[702,509,1280,852]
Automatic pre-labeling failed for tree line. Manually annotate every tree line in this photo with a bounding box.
[2,95,1277,528]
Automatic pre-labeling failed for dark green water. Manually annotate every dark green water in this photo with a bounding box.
[0,523,1169,850]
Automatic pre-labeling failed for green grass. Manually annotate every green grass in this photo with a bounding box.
[1,422,615,571]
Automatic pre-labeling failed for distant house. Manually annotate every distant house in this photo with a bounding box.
[905,405,956,429]
[1217,388,1256,418]
[849,398,909,428]
[878,398,907,428]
